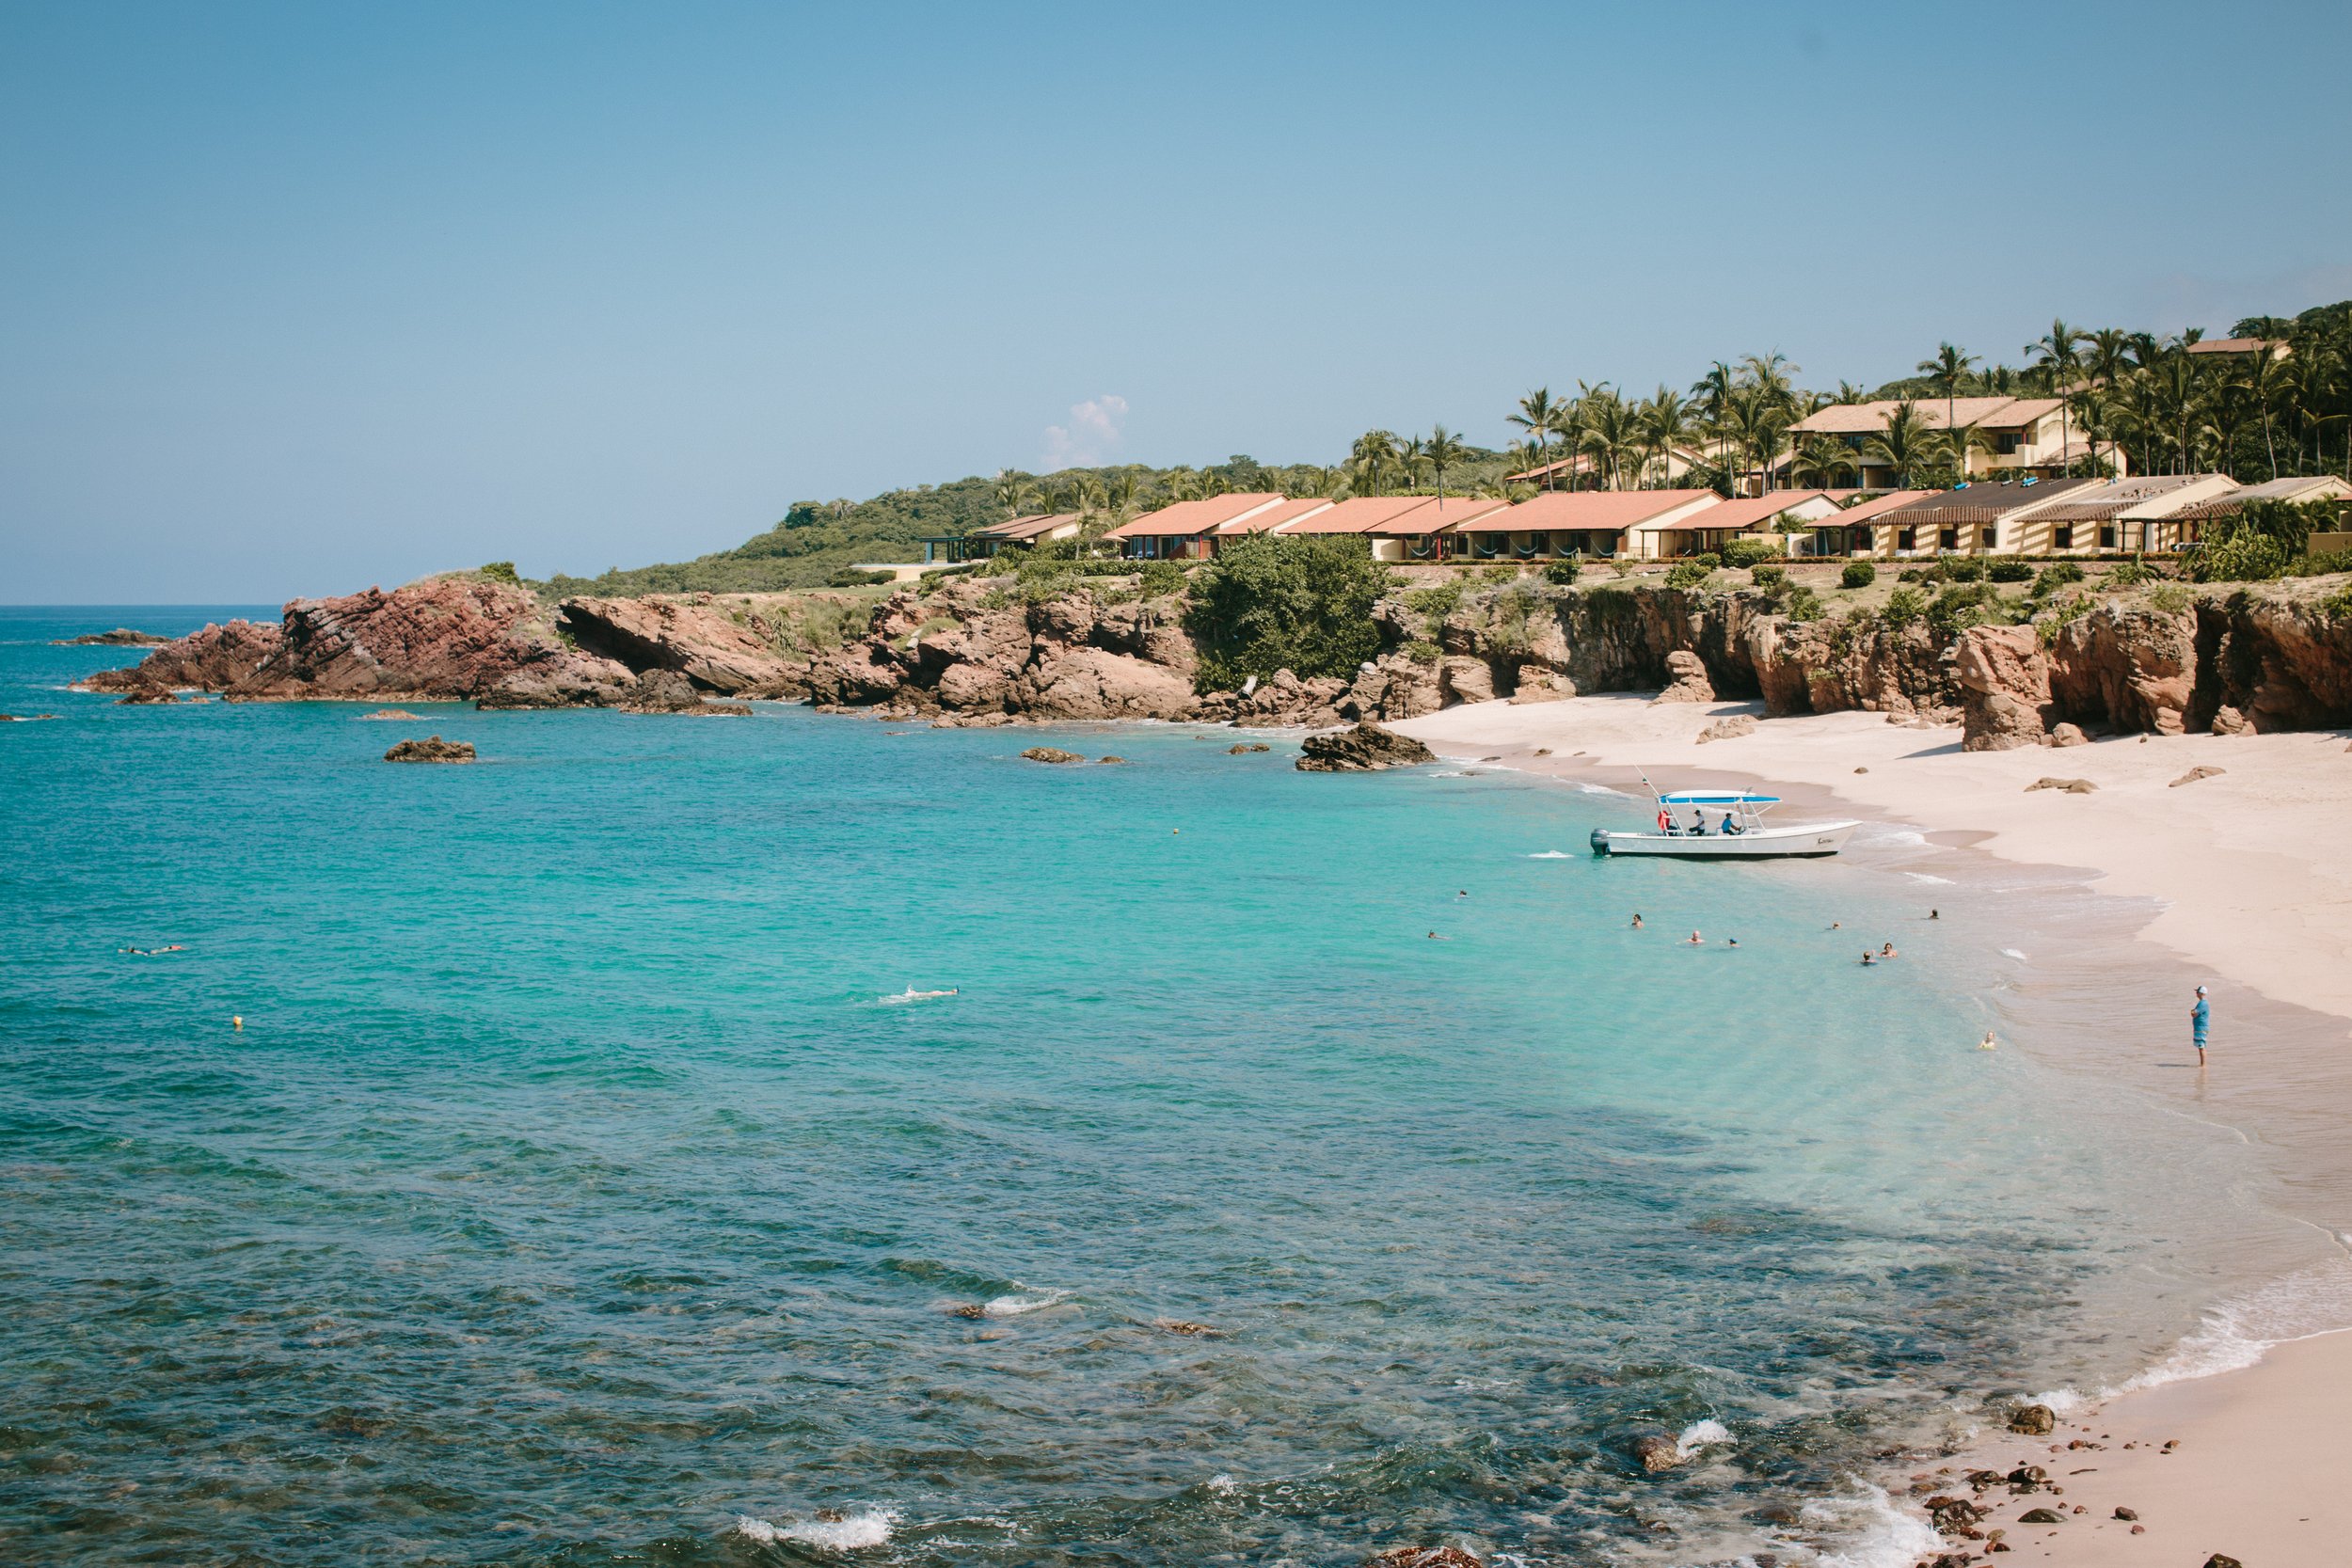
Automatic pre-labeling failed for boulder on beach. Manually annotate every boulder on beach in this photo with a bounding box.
[2008,1402,2057,1434]
[2047,721,2089,747]
[2016,1507,2064,1524]
[2169,766,2225,787]
[2023,777,2096,795]
[1295,722,1434,772]
[383,736,476,764]
[2210,705,2249,736]
[1696,714,1756,744]
[1650,649,1715,705]
[1020,747,1084,765]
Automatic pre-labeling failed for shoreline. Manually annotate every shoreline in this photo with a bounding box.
[1390,694,2352,1565]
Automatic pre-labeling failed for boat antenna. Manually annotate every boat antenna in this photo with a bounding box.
[1638,770,1663,805]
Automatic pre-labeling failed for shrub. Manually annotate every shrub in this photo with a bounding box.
[1987,559,2033,583]
[2031,562,2085,597]
[1406,582,1464,619]
[2320,583,2352,620]
[1750,563,1788,590]
[1839,561,1877,589]
[1897,567,1929,584]
[1882,586,1927,628]
[479,561,521,586]
[1485,563,1518,581]
[2288,549,2352,578]
[1942,558,1986,582]
[2188,532,2290,582]
[1405,639,1441,664]
[2148,583,2194,615]
[2106,560,2155,587]
[826,566,894,588]
[1926,582,2010,634]
[1721,535,1784,569]
[1544,559,1581,585]
[1784,585,1825,622]
[1137,561,1185,597]
[1184,533,1392,689]
[1664,557,1715,590]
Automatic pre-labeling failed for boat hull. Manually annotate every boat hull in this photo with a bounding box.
[1590,822,1858,859]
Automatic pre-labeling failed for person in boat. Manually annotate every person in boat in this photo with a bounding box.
[1687,812,1708,835]
[1656,806,1673,834]
[1721,810,1742,835]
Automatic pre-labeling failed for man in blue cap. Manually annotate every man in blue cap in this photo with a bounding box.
[2191,984,2210,1068]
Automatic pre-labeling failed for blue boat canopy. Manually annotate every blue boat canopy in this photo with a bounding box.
[1659,791,1779,805]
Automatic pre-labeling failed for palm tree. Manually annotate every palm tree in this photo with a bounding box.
[2248,342,2290,479]
[1864,399,1946,487]
[1791,435,1856,489]
[1917,343,1979,473]
[1690,360,1740,489]
[2029,319,2084,475]
[1723,387,1778,495]
[1578,389,1638,490]
[1637,388,1688,487]
[1425,425,1469,501]
[1507,388,1560,489]
[1351,429,1399,497]
[1398,435,1430,492]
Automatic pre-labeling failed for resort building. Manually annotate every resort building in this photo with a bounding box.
[2184,337,2291,361]
[1273,495,1442,535]
[2000,474,2241,555]
[1210,496,1333,544]
[1472,489,1724,561]
[1867,479,2100,557]
[1788,397,2110,486]
[1102,493,1293,560]
[1364,497,1515,562]
[947,513,1083,562]
[1793,491,1934,557]
[1638,490,1840,559]
[2153,475,2352,554]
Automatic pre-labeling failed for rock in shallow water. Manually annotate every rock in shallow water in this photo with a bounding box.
[1020,747,1083,765]
[1363,1545,1485,1567]
[1295,723,1434,772]
[384,736,476,764]
[2009,1402,2057,1433]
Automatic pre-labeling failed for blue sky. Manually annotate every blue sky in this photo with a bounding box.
[5,1,2349,601]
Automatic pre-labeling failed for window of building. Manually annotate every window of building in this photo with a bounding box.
[2098,525,2116,549]
[1981,524,2000,548]
[1897,527,1915,552]
[1940,528,1959,550]
[1995,434,2021,455]
[2054,525,2074,550]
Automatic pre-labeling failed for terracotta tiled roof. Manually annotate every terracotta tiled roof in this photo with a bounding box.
[2169,475,2352,519]
[1279,496,1439,534]
[1375,496,1515,535]
[1217,497,1333,534]
[1103,493,1288,539]
[2017,475,2231,523]
[1461,489,1719,532]
[1651,491,1833,532]
[2185,337,2287,355]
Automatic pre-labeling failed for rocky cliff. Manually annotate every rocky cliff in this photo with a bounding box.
[86,568,2352,750]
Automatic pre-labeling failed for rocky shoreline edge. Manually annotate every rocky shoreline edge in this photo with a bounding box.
[72,567,2352,752]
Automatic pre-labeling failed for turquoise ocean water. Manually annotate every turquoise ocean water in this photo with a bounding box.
[0,608,2290,1567]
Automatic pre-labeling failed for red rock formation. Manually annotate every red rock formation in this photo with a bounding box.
[227,580,628,702]
[1952,626,2056,751]
[80,619,283,692]
[558,595,803,693]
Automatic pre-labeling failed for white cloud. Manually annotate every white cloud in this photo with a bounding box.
[1042,394,1128,468]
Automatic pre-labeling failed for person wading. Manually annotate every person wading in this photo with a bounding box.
[2191,984,2211,1068]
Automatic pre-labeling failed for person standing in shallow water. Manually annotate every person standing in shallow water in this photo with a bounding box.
[2192,984,2211,1068]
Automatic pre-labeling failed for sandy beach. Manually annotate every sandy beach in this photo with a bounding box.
[1391,695,2352,1567]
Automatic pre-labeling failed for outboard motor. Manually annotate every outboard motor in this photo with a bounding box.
[1590,827,1613,857]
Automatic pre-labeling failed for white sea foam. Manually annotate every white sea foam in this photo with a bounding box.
[735,1508,900,1551]
[878,987,956,1006]
[1206,1472,1237,1495]
[1674,1417,1732,1459]
[2116,1258,2352,1394]
[1426,768,1470,778]
[1901,872,1955,885]
[1527,850,1575,859]
[1866,828,1928,847]
[1800,1483,1943,1568]
[983,1287,1071,1318]
[1575,781,1631,796]
[1999,947,2028,962]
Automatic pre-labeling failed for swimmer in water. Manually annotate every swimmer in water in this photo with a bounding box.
[1725,938,1739,947]
[1880,942,1898,958]
[1630,913,1644,928]
[1930,910,1940,920]
[1979,1029,1997,1050]
[1860,951,1877,966]
[1829,921,1841,930]
[1686,931,1703,945]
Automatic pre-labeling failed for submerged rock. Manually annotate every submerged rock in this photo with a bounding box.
[1632,1433,1681,1473]
[1227,742,1270,753]
[114,687,179,705]
[1363,1548,1485,1568]
[1295,722,1434,772]
[1152,1319,1223,1338]
[359,708,423,721]
[384,736,476,764]
[1020,747,1084,765]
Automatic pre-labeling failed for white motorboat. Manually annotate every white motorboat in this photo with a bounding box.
[1590,787,1856,860]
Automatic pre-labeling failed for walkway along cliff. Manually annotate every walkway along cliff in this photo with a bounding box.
[84,569,2352,750]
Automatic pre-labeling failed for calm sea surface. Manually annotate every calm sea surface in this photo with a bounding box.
[0,607,2294,1567]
